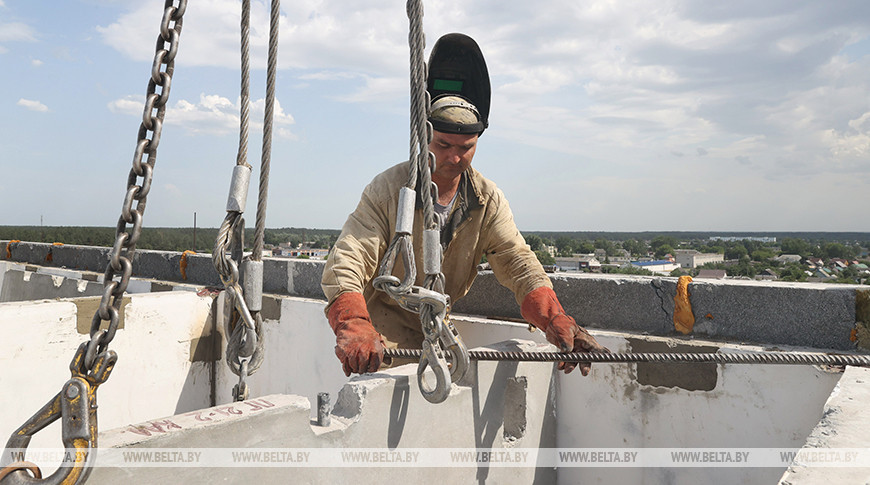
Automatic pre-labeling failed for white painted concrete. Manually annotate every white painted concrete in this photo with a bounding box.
[214,297,551,413]
[0,275,862,484]
[213,294,350,411]
[0,292,214,452]
[556,331,842,484]
[91,339,557,484]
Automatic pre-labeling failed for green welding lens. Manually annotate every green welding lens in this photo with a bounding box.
[433,79,463,92]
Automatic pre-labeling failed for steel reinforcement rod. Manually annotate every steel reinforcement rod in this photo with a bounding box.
[384,348,870,366]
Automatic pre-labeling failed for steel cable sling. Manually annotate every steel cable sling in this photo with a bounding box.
[385,348,870,366]
[212,0,280,402]
[0,2,187,484]
[373,0,470,405]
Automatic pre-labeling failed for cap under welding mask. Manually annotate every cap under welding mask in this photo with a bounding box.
[427,33,491,136]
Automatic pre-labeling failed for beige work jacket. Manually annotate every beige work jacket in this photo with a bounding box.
[321,161,551,349]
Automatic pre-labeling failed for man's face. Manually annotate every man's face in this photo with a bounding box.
[429,131,479,183]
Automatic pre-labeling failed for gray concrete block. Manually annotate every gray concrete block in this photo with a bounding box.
[456,272,862,351]
[3,241,865,351]
[262,258,326,298]
[0,268,104,303]
[689,280,857,350]
[452,271,520,319]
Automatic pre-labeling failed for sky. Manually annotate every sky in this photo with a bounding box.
[1,0,869,232]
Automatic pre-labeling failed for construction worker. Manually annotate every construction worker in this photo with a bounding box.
[320,34,607,377]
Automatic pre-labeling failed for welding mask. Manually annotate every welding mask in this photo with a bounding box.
[427,33,491,135]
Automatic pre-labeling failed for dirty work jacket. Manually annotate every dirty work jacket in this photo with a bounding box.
[321,161,552,349]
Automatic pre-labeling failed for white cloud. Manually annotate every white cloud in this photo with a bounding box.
[31,58,43,67]
[98,0,408,73]
[108,93,295,138]
[78,1,870,229]
[17,98,48,112]
[0,22,36,42]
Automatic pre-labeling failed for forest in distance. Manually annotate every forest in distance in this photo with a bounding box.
[1,225,868,253]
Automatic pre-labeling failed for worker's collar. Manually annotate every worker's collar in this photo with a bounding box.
[416,170,483,211]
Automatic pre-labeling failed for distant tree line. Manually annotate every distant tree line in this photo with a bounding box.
[0,226,339,253]
[522,232,867,260]
[520,232,869,284]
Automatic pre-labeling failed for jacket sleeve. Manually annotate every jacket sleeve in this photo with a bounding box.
[321,179,393,311]
[480,188,552,306]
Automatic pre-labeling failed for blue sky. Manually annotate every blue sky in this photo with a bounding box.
[1,0,869,232]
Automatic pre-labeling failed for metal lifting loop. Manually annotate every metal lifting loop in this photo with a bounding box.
[213,0,279,402]
[416,298,456,403]
[374,0,471,403]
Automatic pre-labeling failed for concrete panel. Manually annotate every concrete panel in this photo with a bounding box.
[0,261,23,301]
[688,279,859,350]
[0,292,215,452]
[0,267,104,303]
[210,296,553,412]
[89,340,556,484]
[262,258,326,298]
[213,295,351,409]
[555,330,843,485]
[458,272,864,350]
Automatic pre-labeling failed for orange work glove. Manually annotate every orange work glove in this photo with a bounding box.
[327,292,386,376]
[521,286,609,375]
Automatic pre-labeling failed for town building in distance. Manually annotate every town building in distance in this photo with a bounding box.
[675,250,725,269]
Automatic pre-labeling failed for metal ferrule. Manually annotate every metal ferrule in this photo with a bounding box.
[242,259,263,312]
[395,187,416,235]
[226,165,252,212]
[423,229,441,275]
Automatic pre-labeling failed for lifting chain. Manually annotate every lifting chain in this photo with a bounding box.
[374,0,469,405]
[212,0,280,403]
[0,2,186,483]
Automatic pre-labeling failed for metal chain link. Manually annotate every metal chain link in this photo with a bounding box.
[88,0,186,368]
[1,3,186,484]
[384,348,870,366]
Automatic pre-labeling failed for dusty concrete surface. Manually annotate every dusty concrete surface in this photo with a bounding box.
[779,366,870,485]
[89,339,557,484]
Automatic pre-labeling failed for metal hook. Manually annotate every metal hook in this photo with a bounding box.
[417,340,452,404]
[440,319,470,382]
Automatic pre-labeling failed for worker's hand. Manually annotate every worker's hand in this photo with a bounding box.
[327,292,386,376]
[545,314,609,375]
[521,286,609,375]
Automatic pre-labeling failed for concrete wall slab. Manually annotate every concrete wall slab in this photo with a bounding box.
[90,340,556,484]
[0,292,215,451]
